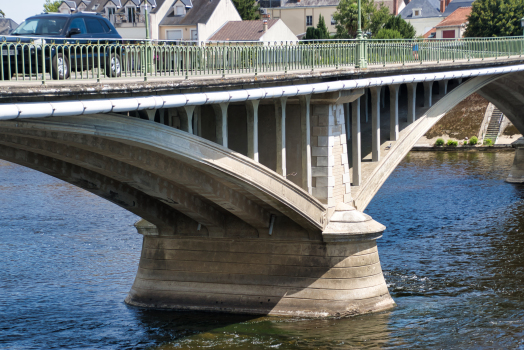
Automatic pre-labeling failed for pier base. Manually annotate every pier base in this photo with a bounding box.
[507,138,524,183]
[125,206,395,318]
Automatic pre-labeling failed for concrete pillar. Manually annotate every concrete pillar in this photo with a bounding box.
[507,139,524,183]
[246,100,259,162]
[299,95,312,193]
[212,103,229,147]
[438,80,448,97]
[370,87,381,162]
[159,109,165,125]
[145,109,156,121]
[194,106,201,136]
[179,105,196,133]
[389,84,400,141]
[311,104,351,209]
[364,89,369,122]
[407,83,417,123]
[457,78,463,85]
[275,97,288,177]
[351,97,361,186]
[380,86,386,109]
[423,81,433,108]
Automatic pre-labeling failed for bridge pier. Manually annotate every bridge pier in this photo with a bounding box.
[507,138,524,183]
[389,84,400,141]
[423,81,433,108]
[370,87,381,162]
[407,83,417,123]
[127,203,394,317]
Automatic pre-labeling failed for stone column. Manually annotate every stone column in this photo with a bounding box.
[311,104,351,212]
[212,103,229,147]
[275,97,288,177]
[299,95,312,193]
[246,100,260,162]
[423,81,433,108]
[507,138,524,183]
[438,80,448,97]
[389,84,400,142]
[351,97,361,186]
[407,83,417,123]
[370,87,381,162]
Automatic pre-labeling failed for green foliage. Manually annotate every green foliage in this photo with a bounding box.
[333,0,390,38]
[232,0,260,20]
[383,15,416,39]
[0,9,5,18]
[305,15,331,39]
[44,0,61,13]
[483,138,494,146]
[463,140,468,145]
[465,0,524,37]
[374,28,403,39]
[435,138,445,146]
[447,139,458,147]
[469,136,478,145]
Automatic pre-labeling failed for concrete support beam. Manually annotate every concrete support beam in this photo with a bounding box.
[145,109,156,121]
[246,100,259,162]
[389,84,400,141]
[370,87,381,162]
[351,97,361,186]
[179,105,196,134]
[380,86,386,108]
[363,89,369,123]
[407,83,417,123]
[507,139,524,183]
[423,81,433,108]
[439,80,448,97]
[275,97,288,177]
[212,103,229,147]
[299,95,312,193]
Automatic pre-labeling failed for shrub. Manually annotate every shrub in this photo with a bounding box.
[447,139,458,147]
[435,138,445,146]
[463,140,468,145]
[484,138,494,146]
[469,136,478,145]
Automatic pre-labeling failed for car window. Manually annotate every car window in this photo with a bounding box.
[85,17,105,34]
[98,19,111,33]
[12,18,67,35]
[68,18,87,35]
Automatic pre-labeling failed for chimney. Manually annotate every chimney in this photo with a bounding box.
[440,0,445,13]
[263,19,268,32]
[393,0,398,15]
[445,0,451,6]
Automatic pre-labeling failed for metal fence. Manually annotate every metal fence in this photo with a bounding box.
[1,36,523,83]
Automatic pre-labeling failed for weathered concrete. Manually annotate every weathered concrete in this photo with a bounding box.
[506,138,524,183]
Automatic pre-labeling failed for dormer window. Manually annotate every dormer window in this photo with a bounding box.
[412,8,422,17]
[175,4,186,16]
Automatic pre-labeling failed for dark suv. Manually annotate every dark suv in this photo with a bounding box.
[2,12,123,80]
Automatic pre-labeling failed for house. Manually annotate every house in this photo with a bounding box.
[442,0,473,16]
[58,0,92,14]
[433,6,471,38]
[0,18,18,35]
[84,0,170,39]
[399,0,443,36]
[261,0,339,37]
[208,19,298,44]
[158,0,241,41]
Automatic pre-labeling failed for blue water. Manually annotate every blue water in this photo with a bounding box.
[1,151,524,349]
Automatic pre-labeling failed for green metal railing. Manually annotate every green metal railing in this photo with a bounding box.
[1,36,523,83]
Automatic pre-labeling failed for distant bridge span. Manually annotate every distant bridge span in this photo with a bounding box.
[1,61,524,317]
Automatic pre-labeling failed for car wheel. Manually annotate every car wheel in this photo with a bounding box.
[106,53,121,77]
[52,53,70,80]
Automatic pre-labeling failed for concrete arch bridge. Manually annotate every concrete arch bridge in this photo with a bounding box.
[1,62,524,317]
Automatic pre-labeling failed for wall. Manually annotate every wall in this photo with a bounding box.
[267,6,337,36]
[198,0,241,41]
[116,26,148,39]
[436,26,464,38]
[159,25,197,40]
[405,17,443,36]
[260,20,299,43]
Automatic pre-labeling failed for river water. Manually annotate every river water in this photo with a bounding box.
[1,152,524,349]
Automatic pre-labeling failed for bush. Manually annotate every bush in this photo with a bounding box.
[484,138,494,146]
[463,140,468,145]
[435,138,445,146]
[469,136,478,145]
[447,139,458,147]
[374,28,403,39]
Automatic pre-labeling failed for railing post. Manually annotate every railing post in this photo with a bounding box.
[41,41,46,85]
[355,37,368,69]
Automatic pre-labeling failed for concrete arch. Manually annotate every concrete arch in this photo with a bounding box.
[0,113,326,237]
[353,73,510,211]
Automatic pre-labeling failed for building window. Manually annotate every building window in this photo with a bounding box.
[412,8,421,17]
[331,16,336,25]
[106,6,116,16]
[175,5,186,16]
[306,15,312,26]
[166,29,183,40]
[94,4,99,10]
[126,6,137,23]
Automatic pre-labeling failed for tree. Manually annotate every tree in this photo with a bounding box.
[333,0,391,38]
[465,0,524,37]
[374,28,403,39]
[0,9,5,18]
[305,14,331,39]
[232,0,260,20]
[383,15,416,38]
[44,0,61,13]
